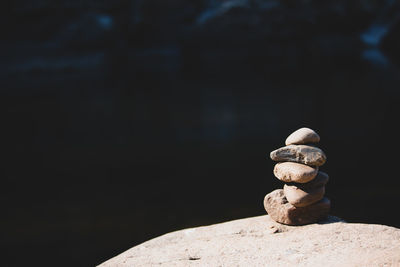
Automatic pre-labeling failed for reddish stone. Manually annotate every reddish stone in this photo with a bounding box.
[264,189,330,225]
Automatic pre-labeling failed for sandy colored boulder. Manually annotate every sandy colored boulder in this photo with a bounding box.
[285,127,320,145]
[264,189,330,225]
[270,144,326,166]
[99,215,400,267]
[273,162,318,183]
[283,183,325,207]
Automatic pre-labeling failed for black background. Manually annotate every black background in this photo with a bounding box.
[2,1,400,266]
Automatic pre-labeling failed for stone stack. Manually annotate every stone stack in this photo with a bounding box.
[264,128,330,225]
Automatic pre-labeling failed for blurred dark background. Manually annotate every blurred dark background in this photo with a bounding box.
[1,0,400,266]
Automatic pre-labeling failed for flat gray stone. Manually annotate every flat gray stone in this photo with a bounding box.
[264,189,330,225]
[285,127,320,145]
[99,215,400,267]
[273,162,318,183]
[270,145,327,166]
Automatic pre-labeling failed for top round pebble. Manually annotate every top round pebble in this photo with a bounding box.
[285,127,320,146]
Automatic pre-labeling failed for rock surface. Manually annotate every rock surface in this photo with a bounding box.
[283,183,325,207]
[264,189,330,225]
[270,144,326,166]
[99,215,400,267]
[273,162,318,183]
[285,127,320,145]
[286,171,329,190]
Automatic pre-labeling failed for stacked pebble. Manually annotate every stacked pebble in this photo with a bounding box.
[263,127,330,225]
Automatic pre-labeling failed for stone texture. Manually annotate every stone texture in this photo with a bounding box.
[264,189,330,225]
[98,215,400,267]
[285,127,320,145]
[284,183,325,207]
[286,171,329,190]
[270,144,326,166]
[273,162,318,183]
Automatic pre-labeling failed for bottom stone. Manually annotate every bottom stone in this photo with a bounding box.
[264,189,330,226]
